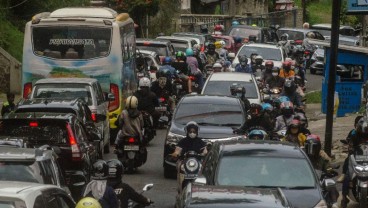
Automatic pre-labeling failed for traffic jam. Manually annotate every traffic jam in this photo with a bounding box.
[0,5,366,208]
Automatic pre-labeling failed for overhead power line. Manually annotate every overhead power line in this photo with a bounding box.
[0,0,31,10]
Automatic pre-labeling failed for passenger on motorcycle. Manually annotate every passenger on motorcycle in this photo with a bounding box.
[279,61,295,78]
[230,83,251,111]
[252,55,265,73]
[159,57,179,81]
[265,67,285,89]
[235,55,252,73]
[205,42,220,66]
[274,101,296,132]
[248,129,269,140]
[171,121,208,158]
[134,78,160,129]
[193,45,206,71]
[281,119,306,147]
[150,68,176,111]
[262,103,275,126]
[83,160,119,208]
[218,40,228,62]
[280,79,304,109]
[171,51,192,93]
[261,60,274,83]
[236,103,274,134]
[107,159,152,208]
[186,48,204,90]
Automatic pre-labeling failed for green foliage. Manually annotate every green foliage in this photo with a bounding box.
[306,91,322,104]
[0,17,23,61]
[148,0,180,37]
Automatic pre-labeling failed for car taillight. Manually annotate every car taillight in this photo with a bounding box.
[304,51,310,55]
[29,121,38,127]
[23,82,32,99]
[295,40,303,45]
[108,83,119,112]
[159,97,165,102]
[128,137,135,143]
[66,123,81,161]
[189,76,195,81]
[91,110,97,122]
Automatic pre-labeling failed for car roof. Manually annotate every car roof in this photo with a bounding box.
[17,99,84,110]
[136,38,171,45]
[243,43,281,49]
[138,49,158,56]
[34,78,97,85]
[5,111,75,121]
[277,27,316,33]
[188,185,288,208]
[311,23,355,30]
[0,147,54,161]
[156,36,194,42]
[0,181,56,199]
[218,140,305,158]
[180,95,240,105]
[230,25,263,29]
[207,72,254,82]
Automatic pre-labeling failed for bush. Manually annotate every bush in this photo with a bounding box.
[305,91,322,104]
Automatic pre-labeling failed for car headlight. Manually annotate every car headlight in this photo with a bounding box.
[314,199,327,208]
[166,132,185,145]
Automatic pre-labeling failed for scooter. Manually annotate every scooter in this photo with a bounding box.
[320,167,339,208]
[141,111,156,145]
[177,150,204,192]
[116,135,147,173]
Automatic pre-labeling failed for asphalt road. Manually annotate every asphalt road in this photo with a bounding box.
[305,70,323,93]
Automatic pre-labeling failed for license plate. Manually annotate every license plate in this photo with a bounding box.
[155,106,167,112]
[137,73,144,77]
[356,155,368,162]
[176,84,182,89]
[184,174,198,179]
[124,145,139,151]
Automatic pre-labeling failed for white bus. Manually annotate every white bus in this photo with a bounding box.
[22,7,137,139]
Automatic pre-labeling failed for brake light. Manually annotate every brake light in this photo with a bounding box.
[295,40,303,45]
[304,51,310,55]
[23,82,32,99]
[91,110,97,122]
[159,97,165,102]
[128,137,135,143]
[189,76,195,81]
[29,121,38,127]
[143,41,151,46]
[66,123,81,161]
[108,84,119,112]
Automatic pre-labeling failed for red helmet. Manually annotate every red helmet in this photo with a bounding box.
[265,61,274,69]
[214,24,222,31]
[282,61,292,71]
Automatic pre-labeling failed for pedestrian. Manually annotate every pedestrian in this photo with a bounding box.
[303,22,310,29]
[1,92,15,117]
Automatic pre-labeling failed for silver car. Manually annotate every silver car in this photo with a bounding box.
[30,78,113,153]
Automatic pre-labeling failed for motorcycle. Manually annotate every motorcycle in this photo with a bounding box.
[116,135,147,173]
[178,150,204,192]
[128,184,154,208]
[141,111,156,145]
[173,79,187,103]
[262,86,281,104]
[320,167,339,208]
[155,91,173,128]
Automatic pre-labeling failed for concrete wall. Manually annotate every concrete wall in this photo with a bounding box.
[235,0,268,16]
[0,47,21,94]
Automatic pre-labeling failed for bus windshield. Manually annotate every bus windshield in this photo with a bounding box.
[32,26,112,59]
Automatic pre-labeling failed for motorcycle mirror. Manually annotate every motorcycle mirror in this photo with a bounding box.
[143,183,154,192]
[324,179,336,191]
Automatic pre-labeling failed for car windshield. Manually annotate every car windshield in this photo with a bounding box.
[32,83,92,105]
[174,103,244,126]
[238,46,282,61]
[203,81,258,99]
[168,40,188,52]
[136,45,168,57]
[229,28,260,39]
[277,30,305,40]
[217,156,316,188]
[0,161,43,184]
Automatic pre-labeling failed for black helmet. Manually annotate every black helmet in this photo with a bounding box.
[184,121,200,136]
[280,101,294,117]
[272,66,280,75]
[282,61,292,72]
[92,160,109,180]
[207,42,215,50]
[239,55,248,66]
[284,79,296,94]
[304,134,321,158]
[107,159,124,180]
[250,103,263,117]
[157,68,170,78]
[230,83,245,98]
[255,55,263,65]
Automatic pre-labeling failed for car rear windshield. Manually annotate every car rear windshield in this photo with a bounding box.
[174,103,244,126]
[32,83,92,105]
[0,161,43,184]
[203,81,258,99]
[158,39,188,52]
[137,44,168,57]
[217,156,316,188]
[277,30,305,40]
[229,28,260,39]
[0,119,68,145]
[238,46,282,61]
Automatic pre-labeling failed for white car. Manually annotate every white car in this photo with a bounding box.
[231,43,286,70]
[201,72,261,104]
[0,181,75,208]
[156,36,198,52]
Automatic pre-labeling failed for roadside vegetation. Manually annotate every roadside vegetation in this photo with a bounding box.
[305,91,322,104]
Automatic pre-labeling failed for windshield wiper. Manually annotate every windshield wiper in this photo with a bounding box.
[196,122,220,126]
[286,186,315,190]
[220,123,240,127]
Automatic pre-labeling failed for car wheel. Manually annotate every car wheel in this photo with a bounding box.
[310,68,316,74]
[164,163,176,179]
[104,139,110,153]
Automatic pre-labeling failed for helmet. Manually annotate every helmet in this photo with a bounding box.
[272,66,280,75]
[239,55,248,66]
[356,117,368,135]
[107,159,124,179]
[176,51,186,61]
[224,61,231,67]
[250,53,258,64]
[215,41,222,49]
[213,63,222,70]
[125,96,138,109]
[76,197,102,208]
[214,24,222,31]
[248,129,268,140]
[285,58,295,66]
[184,121,200,136]
[265,61,274,69]
[219,40,226,48]
[304,134,321,158]
[283,79,296,94]
[91,160,109,180]
[234,36,242,43]
[278,96,290,103]
[207,42,215,51]
[157,68,170,78]
[306,32,316,39]
[289,119,301,129]
[139,77,151,88]
[262,103,273,112]
[185,48,194,57]
[280,101,294,116]
[163,56,172,65]
[280,33,289,41]
[250,103,263,117]
[230,83,245,97]
[255,55,263,65]
[232,20,240,26]
[282,61,292,72]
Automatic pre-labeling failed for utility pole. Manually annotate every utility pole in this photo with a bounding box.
[302,0,307,24]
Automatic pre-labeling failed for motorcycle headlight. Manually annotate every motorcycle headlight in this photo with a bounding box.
[185,158,199,173]
[314,199,327,208]
[166,132,185,145]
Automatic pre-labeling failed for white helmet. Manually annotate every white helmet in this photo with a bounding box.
[213,63,222,68]
[125,96,138,109]
[139,77,151,87]
[219,40,226,47]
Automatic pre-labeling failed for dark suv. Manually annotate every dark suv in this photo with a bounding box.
[15,98,105,158]
[0,112,98,185]
[0,145,86,200]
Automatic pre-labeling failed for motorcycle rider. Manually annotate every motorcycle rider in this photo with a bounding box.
[235,55,252,73]
[252,55,265,73]
[106,159,152,208]
[159,57,179,82]
[281,119,306,147]
[83,160,119,208]
[265,67,285,89]
[134,78,160,129]
[248,129,269,140]
[186,48,204,90]
[261,60,274,83]
[114,96,144,149]
[230,83,251,111]
[205,42,220,66]
[274,101,296,132]
[218,40,228,62]
[150,68,176,111]
[171,121,208,158]
[212,62,223,73]
[236,103,274,134]
[171,51,192,93]
[280,79,304,109]
[279,61,295,79]
[76,197,102,208]
[193,45,206,71]
[303,32,317,52]
[1,92,15,117]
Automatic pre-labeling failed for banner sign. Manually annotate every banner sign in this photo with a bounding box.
[347,0,368,14]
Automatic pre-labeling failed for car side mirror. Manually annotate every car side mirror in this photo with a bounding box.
[194,176,207,185]
[143,183,154,191]
[70,171,87,187]
[104,92,115,101]
[324,179,336,191]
